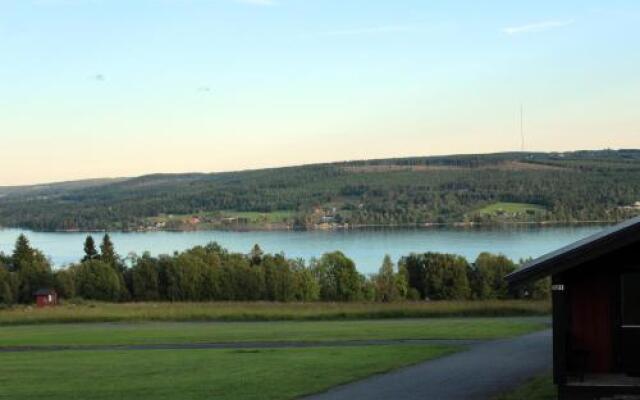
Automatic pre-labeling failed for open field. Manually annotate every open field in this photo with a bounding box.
[146,210,296,229]
[475,202,548,217]
[0,300,551,325]
[0,317,547,348]
[0,345,459,400]
[494,374,555,400]
[0,307,549,399]
[219,210,295,223]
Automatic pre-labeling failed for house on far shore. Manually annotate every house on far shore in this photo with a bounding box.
[34,289,57,308]
[507,216,640,400]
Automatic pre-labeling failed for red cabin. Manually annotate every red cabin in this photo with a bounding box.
[34,289,58,307]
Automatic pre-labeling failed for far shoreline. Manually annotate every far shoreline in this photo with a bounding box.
[0,220,616,234]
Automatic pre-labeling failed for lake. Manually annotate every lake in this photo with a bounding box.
[0,225,607,274]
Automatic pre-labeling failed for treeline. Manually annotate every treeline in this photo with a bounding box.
[0,234,549,305]
[0,150,639,231]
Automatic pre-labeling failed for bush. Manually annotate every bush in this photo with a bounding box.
[470,253,517,300]
[54,269,76,299]
[313,251,364,301]
[424,253,471,300]
[74,260,123,301]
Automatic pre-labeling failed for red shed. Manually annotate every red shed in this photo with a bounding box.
[34,289,58,307]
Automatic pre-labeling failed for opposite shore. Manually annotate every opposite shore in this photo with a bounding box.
[0,219,616,234]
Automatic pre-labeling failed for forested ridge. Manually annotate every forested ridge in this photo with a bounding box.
[1,149,640,231]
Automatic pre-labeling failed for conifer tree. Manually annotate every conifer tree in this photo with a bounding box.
[100,234,116,266]
[83,236,99,262]
[11,234,33,271]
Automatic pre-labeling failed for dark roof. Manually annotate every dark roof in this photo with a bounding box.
[506,216,640,285]
[33,288,56,296]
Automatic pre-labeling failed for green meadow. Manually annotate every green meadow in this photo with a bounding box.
[0,300,551,325]
[0,345,459,400]
[0,317,547,348]
[475,202,548,217]
[0,303,550,399]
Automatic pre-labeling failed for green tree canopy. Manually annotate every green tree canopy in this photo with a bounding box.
[131,253,160,301]
[0,266,17,304]
[374,255,400,302]
[470,253,517,300]
[74,260,122,301]
[313,251,363,301]
[423,253,471,300]
[100,234,117,266]
[53,269,76,299]
[82,236,99,262]
[12,234,34,271]
[249,244,264,266]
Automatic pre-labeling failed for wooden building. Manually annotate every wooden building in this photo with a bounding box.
[507,217,640,400]
[34,288,58,307]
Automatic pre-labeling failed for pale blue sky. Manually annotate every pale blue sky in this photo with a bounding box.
[1,0,639,185]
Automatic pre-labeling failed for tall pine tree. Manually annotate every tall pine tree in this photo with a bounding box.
[82,236,98,262]
[100,234,116,266]
[11,234,33,271]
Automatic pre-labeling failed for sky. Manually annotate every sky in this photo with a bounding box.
[1,0,639,185]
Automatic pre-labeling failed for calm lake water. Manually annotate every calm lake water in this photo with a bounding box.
[0,225,607,274]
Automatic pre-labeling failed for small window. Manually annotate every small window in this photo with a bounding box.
[622,274,640,326]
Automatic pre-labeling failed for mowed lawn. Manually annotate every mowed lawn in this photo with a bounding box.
[494,374,555,400]
[0,317,548,347]
[0,317,549,399]
[0,345,459,400]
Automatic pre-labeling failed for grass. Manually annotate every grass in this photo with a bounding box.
[0,305,550,399]
[0,345,460,400]
[0,300,551,325]
[147,210,295,227]
[476,202,547,216]
[494,374,556,400]
[0,317,548,347]
[218,210,295,224]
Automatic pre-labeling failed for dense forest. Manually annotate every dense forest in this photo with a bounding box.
[0,234,548,305]
[1,150,640,231]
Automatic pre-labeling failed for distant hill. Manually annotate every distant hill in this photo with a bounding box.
[1,150,640,231]
[0,178,126,197]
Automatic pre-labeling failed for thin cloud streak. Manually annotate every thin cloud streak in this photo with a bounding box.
[236,0,276,6]
[503,19,574,35]
[306,25,420,38]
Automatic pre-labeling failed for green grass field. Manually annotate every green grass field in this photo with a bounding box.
[0,345,459,400]
[147,210,295,228]
[475,202,547,217]
[0,307,550,399]
[219,210,295,223]
[0,317,547,347]
[0,300,551,325]
[494,374,555,400]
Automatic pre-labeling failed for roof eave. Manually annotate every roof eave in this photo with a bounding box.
[506,216,640,286]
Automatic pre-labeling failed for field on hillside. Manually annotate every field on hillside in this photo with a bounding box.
[0,300,551,325]
[146,210,296,230]
[474,202,548,218]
